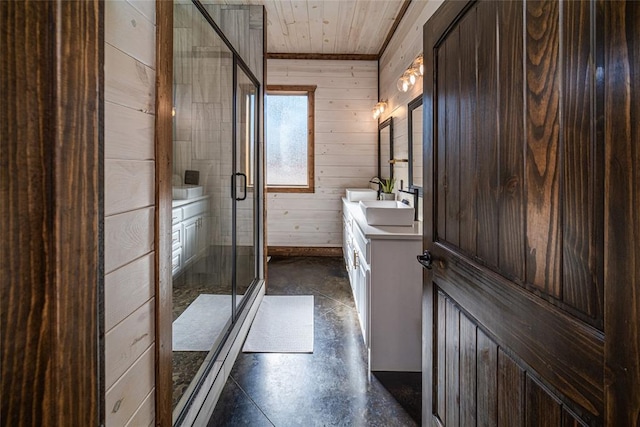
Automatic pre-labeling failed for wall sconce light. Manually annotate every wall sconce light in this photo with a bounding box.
[372,101,387,119]
[397,53,424,93]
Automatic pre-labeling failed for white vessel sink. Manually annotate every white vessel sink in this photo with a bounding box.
[346,188,378,202]
[173,185,203,200]
[359,200,415,226]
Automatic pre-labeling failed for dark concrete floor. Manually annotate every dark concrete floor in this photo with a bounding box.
[207,256,421,426]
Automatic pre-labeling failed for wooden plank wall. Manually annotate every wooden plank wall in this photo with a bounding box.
[104,1,157,425]
[266,59,378,247]
[378,0,442,218]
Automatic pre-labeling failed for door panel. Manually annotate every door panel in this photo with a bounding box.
[423,0,605,424]
[434,291,588,426]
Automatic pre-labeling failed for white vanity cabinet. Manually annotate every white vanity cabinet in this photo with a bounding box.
[172,196,210,277]
[342,198,423,372]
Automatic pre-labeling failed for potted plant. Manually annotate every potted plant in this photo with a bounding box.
[379,178,396,200]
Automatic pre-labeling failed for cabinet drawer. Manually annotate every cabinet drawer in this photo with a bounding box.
[172,224,182,250]
[352,222,370,264]
[172,208,183,225]
[182,199,208,219]
[171,248,182,275]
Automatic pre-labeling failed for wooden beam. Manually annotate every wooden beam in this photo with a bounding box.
[1,1,103,425]
[378,0,412,58]
[265,52,378,61]
[154,1,173,426]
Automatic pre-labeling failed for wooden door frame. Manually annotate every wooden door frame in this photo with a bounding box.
[155,1,173,425]
[603,1,640,423]
[422,0,640,423]
[1,1,104,425]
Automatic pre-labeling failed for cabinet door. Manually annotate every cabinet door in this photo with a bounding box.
[197,215,209,257]
[342,217,350,269]
[182,216,198,266]
[356,261,369,347]
[353,251,367,343]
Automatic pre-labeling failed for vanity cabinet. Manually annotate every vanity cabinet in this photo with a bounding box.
[172,196,210,277]
[342,198,422,372]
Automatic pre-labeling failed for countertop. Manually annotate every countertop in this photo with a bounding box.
[172,194,210,208]
[342,197,422,240]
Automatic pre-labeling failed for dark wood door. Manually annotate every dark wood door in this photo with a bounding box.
[421,0,640,425]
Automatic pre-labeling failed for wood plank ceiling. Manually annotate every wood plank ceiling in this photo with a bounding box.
[208,0,410,59]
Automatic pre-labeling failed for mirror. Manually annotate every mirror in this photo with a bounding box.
[378,117,393,180]
[408,96,423,191]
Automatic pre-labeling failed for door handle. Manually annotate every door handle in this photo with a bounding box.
[417,250,433,270]
[235,172,247,201]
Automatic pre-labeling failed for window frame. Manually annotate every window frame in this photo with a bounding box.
[265,85,316,193]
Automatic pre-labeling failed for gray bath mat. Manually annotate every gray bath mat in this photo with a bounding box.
[243,295,314,353]
[173,294,241,351]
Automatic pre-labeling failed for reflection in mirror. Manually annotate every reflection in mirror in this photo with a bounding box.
[378,117,393,180]
[408,96,423,191]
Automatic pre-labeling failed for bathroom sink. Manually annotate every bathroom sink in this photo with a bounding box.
[346,188,378,202]
[359,200,415,226]
[173,185,203,200]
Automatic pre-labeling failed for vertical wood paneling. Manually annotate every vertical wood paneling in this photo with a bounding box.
[2,1,103,425]
[436,45,448,242]
[436,292,447,423]
[458,10,478,256]
[497,0,525,281]
[561,0,600,318]
[525,0,562,297]
[475,0,499,268]
[445,299,460,426]
[525,375,562,426]
[562,408,587,427]
[498,350,524,426]
[477,329,498,426]
[444,29,461,248]
[460,314,477,426]
[604,1,640,423]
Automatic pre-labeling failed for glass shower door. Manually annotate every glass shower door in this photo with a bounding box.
[172,2,234,412]
[234,64,258,307]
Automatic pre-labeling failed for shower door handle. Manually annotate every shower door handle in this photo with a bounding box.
[234,172,247,201]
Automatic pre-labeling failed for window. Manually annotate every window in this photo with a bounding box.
[265,85,316,192]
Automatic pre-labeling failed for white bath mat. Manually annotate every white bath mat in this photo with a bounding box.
[243,295,314,353]
[173,294,241,351]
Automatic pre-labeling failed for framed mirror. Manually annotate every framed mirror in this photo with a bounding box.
[378,117,394,180]
[408,96,423,192]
